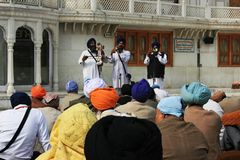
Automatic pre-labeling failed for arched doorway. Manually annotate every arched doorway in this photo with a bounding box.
[41,29,52,85]
[0,28,7,86]
[13,27,34,85]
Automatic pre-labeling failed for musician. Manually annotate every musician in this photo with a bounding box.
[107,36,131,89]
[78,38,102,81]
[144,41,167,89]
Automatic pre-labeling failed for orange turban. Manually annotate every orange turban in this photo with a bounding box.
[90,88,120,111]
[31,85,46,98]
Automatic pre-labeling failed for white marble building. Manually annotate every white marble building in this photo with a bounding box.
[0,0,240,94]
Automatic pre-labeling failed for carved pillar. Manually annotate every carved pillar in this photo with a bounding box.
[35,20,43,85]
[90,0,97,12]
[53,41,59,91]
[35,43,42,85]
[181,0,186,17]
[129,0,134,14]
[6,18,15,95]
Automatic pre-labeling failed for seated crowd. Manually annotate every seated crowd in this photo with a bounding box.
[0,78,240,160]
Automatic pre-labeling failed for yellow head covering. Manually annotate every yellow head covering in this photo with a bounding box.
[36,104,97,160]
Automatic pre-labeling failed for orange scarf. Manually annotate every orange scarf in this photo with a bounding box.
[222,110,240,126]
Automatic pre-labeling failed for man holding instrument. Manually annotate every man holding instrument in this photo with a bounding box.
[144,41,167,89]
[108,36,131,89]
[78,38,103,81]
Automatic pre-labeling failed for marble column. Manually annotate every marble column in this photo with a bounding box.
[35,20,43,85]
[6,18,15,95]
[53,41,59,91]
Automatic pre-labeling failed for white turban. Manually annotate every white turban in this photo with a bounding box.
[154,88,169,101]
[84,78,107,97]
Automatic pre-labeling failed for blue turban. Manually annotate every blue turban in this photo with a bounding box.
[180,82,211,106]
[87,38,96,48]
[10,92,31,108]
[157,96,183,117]
[152,41,160,48]
[66,80,78,93]
[132,79,151,103]
[117,36,126,45]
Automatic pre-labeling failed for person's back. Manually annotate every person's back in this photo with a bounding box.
[157,116,208,160]
[184,106,222,160]
[0,92,50,160]
[181,82,222,160]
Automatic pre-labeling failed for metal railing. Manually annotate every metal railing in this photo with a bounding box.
[0,0,239,19]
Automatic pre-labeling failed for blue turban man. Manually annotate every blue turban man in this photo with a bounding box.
[181,82,222,160]
[144,41,167,89]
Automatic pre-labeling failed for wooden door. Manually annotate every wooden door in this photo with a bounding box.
[230,0,240,7]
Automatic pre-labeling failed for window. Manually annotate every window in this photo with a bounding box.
[115,30,173,66]
[218,33,240,66]
[0,28,7,85]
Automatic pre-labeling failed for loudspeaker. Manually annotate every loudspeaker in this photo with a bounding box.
[203,37,214,44]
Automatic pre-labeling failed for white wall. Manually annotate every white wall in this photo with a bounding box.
[58,24,240,89]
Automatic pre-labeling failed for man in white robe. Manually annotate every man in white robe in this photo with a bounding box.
[108,37,131,88]
[78,38,102,81]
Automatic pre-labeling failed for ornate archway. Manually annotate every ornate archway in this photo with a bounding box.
[13,27,34,85]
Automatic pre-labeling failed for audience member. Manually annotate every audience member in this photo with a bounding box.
[36,103,96,160]
[204,90,226,117]
[34,93,61,154]
[89,88,122,119]
[156,96,209,160]
[181,82,222,160]
[117,84,133,105]
[59,80,82,112]
[0,92,50,160]
[31,85,47,108]
[84,116,163,160]
[115,79,156,122]
[221,110,240,151]
[219,96,240,114]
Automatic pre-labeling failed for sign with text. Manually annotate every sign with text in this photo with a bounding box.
[174,38,194,52]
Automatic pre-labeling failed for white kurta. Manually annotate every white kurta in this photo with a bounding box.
[108,50,131,88]
[0,105,50,160]
[78,50,100,81]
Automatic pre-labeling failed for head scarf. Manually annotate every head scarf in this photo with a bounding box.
[10,92,31,108]
[87,38,96,48]
[90,88,120,111]
[154,88,169,101]
[157,96,183,117]
[36,104,97,160]
[117,36,126,45]
[132,79,151,103]
[65,80,78,93]
[84,116,163,160]
[181,82,211,106]
[84,78,107,98]
[43,93,59,109]
[151,41,160,49]
[31,85,46,99]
